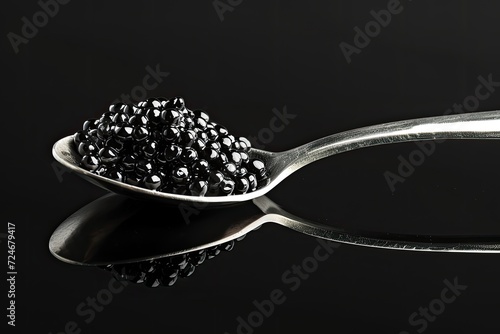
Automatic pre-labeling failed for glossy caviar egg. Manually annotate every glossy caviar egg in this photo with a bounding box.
[179,130,197,147]
[247,173,258,191]
[80,155,100,171]
[142,174,162,190]
[189,180,208,196]
[179,263,196,278]
[73,131,88,146]
[146,108,162,125]
[129,115,149,127]
[220,240,235,251]
[192,138,206,152]
[114,123,133,141]
[219,136,232,151]
[161,109,181,125]
[235,167,248,178]
[215,124,228,136]
[235,177,249,194]
[207,140,221,152]
[105,168,125,182]
[163,126,180,142]
[220,178,235,195]
[120,154,137,172]
[189,250,207,266]
[239,136,252,150]
[132,126,149,142]
[171,165,190,184]
[106,137,125,152]
[193,110,210,122]
[230,151,242,166]
[239,151,249,164]
[206,246,221,259]
[202,147,219,161]
[142,141,158,159]
[248,159,267,178]
[217,152,229,166]
[205,128,219,141]
[125,172,142,186]
[78,142,98,156]
[113,113,129,124]
[135,159,155,175]
[99,146,119,164]
[191,159,210,177]
[164,144,182,161]
[223,162,237,176]
[171,97,185,110]
[170,254,188,270]
[83,118,99,131]
[208,170,224,188]
[180,147,198,164]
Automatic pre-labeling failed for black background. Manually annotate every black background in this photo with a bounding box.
[3,0,500,333]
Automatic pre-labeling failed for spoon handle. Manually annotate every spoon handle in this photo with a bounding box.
[280,110,500,176]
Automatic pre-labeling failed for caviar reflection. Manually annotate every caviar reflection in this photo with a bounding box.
[49,194,266,288]
[101,235,245,288]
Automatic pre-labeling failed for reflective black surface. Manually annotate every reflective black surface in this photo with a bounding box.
[50,194,262,265]
[7,1,500,333]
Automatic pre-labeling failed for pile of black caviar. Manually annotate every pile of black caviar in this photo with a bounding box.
[102,236,243,288]
[74,97,268,196]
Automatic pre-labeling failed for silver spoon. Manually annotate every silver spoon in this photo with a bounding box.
[53,110,500,207]
[49,193,500,267]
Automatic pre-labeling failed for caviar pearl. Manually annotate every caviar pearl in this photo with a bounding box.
[80,155,100,171]
[143,174,162,190]
[171,165,190,184]
[78,142,98,156]
[180,148,198,164]
[189,180,208,196]
[164,145,182,162]
[99,147,119,164]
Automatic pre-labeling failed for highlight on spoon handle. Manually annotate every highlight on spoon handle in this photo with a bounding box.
[280,110,500,177]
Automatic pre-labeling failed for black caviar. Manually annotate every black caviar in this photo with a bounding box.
[102,235,245,288]
[74,97,269,196]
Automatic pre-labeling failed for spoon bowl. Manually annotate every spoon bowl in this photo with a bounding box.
[52,110,500,207]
